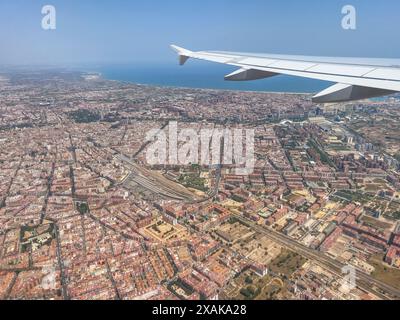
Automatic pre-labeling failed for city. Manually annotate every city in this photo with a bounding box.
[0,70,400,300]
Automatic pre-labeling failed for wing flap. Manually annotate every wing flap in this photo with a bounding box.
[268,60,317,71]
[363,68,400,81]
[238,57,278,66]
[306,64,375,77]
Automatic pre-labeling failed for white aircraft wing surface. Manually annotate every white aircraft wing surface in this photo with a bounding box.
[171,45,400,103]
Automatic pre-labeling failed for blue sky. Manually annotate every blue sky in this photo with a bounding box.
[0,0,399,66]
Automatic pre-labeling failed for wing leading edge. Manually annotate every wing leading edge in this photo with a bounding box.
[171,45,400,103]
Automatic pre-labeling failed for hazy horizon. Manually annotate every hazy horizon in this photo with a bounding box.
[1,0,400,66]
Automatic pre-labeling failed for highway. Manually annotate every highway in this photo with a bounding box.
[232,214,400,300]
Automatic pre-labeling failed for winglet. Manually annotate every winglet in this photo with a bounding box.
[170,45,193,65]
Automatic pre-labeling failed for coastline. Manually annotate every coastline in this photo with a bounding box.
[93,64,327,95]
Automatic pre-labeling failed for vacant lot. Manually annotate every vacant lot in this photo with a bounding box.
[369,254,400,290]
[268,249,308,277]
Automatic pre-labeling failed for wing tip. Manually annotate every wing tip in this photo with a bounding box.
[170,44,192,65]
[170,44,183,53]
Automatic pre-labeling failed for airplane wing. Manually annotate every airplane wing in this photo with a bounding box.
[171,45,400,103]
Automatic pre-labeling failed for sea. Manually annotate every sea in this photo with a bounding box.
[87,62,332,94]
